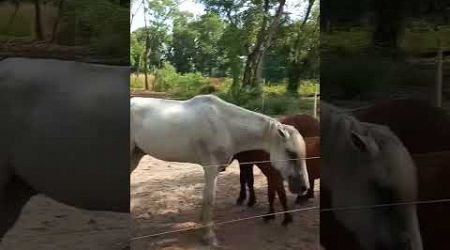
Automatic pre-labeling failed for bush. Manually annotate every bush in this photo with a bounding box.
[321,54,393,98]
[322,52,435,99]
[154,63,178,91]
[298,80,320,97]
[263,85,287,97]
[153,63,211,99]
[199,85,218,94]
[263,96,315,116]
[218,87,316,116]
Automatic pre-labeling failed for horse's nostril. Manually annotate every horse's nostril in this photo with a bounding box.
[301,186,307,192]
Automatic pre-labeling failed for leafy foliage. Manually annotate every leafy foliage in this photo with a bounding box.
[130,0,320,114]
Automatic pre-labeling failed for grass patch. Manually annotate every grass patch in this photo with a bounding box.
[0,2,58,40]
[322,27,450,54]
[130,73,154,90]
[261,80,319,97]
[298,80,320,97]
[0,3,34,39]
[321,30,371,53]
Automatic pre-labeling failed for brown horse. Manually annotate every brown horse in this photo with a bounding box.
[353,99,450,250]
[234,114,320,225]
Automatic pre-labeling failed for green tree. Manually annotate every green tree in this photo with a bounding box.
[130,31,144,71]
[287,0,319,94]
[169,12,197,73]
[135,0,176,89]
[201,0,289,94]
[192,13,225,76]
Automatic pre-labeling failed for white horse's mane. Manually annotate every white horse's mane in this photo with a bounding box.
[188,95,277,122]
[321,102,397,143]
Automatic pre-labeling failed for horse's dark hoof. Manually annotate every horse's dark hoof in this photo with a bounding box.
[295,195,309,204]
[282,214,293,226]
[247,197,256,207]
[236,197,245,206]
[263,213,276,222]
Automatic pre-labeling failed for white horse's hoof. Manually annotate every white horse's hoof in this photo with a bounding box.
[200,234,220,248]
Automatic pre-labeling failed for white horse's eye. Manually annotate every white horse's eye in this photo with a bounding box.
[286,150,298,160]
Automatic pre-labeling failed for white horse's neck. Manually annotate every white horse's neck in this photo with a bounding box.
[215,98,275,154]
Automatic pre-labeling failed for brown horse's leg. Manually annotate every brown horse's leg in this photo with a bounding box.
[276,175,293,226]
[0,175,36,241]
[263,175,276,221]
[236,163,251,205]
[306,178,315,198]
[246,164,256,207]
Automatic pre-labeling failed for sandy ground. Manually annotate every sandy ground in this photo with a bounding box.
[1,155,319,250]
[131,156,320,250]
[1,196,129,250]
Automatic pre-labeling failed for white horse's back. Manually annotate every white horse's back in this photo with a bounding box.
[130,96,229,164]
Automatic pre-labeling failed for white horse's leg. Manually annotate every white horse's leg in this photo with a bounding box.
[200,166,220,247]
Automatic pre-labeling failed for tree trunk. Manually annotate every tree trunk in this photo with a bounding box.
[230,55,242,94]
[242,0,286,89]
[287,61,302,94]
[2,0,21,35]
[143,37,150,90]
[243,49,264,89]
[300,0,315,31]
[142,0,150,90]
[287,0,315,95]
[33,0,44,40]
[432,44,443,108]
[372,0,405,51]
[51,0,65,43]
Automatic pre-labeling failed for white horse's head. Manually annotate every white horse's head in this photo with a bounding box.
[321,103,423,250]
[267,121,310,195]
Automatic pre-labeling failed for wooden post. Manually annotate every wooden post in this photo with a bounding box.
[313,89,318,119]
[261,78,265,112]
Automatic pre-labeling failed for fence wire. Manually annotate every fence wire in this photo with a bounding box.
[13,196,450,241]
[7,151,450,241]
[176,149,449,169]
[131,197,450,241]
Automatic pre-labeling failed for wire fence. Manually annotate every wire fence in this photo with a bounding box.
[13,196,450,241]
[7,150,450,242]
[128,150,450,241]
[130,197,450,241]
[165,149,449,169]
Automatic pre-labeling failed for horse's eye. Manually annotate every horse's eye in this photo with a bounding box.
[286,150,298,160]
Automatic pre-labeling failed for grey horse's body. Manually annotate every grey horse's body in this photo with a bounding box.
[0,58,130,241]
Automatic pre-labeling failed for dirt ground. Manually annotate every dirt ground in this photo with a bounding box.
[131,156,320,250]
[1,196,129,250]
[1,155,319,250]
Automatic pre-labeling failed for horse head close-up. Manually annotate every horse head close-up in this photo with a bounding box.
[320,102,423,250]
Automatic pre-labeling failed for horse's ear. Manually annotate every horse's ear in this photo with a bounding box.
[350,131,379,155]
[277,125,289,139]
[350,132,368,152]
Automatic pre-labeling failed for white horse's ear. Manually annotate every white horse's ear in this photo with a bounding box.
[350,131,379,155]
[277,125,290,139]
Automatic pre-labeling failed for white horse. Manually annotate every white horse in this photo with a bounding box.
[0,58,130,242]
[320,102,423,250]
[130,95,310,246]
